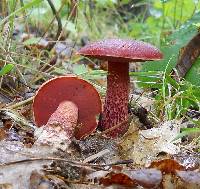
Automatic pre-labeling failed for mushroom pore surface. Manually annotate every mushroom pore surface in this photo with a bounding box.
[33,76,102,139]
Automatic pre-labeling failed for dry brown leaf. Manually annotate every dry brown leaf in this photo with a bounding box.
[120,120,181,166]
[99,172,137,187]
[149,159,185,174]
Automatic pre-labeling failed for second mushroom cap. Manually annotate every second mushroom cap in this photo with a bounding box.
[78,38,163,62]
[78,38,163,138]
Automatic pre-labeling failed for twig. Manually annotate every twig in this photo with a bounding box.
[96,115,133,137]
[0,108,35,130]
[41,3,64,40]
[5,96,34,109]
[83,149,110,163]
[69,0,78,21]
[9,55,28,87]
[46,0,62,51]
[0,157,133,169]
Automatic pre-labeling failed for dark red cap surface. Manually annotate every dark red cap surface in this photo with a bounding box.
[33,76,102,139]
[78,38,163,63]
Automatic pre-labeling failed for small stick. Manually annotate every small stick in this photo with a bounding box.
[83,149,110,163]
[5,96,34,109]
[96,115,133,137]
[0,157,133,169]
[46,0,62,51]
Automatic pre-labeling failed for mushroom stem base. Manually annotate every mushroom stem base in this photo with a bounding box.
[102,61,129,138]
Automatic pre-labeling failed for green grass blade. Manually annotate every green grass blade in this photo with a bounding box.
[0,0,43,25]
[0,64,14,76]
[172,127,200,141]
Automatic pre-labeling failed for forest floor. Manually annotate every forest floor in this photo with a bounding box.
[0,2,200,189]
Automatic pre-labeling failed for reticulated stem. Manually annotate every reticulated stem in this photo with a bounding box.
[101,61,129,138]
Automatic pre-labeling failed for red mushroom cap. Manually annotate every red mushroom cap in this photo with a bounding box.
[33,76,102,139]
[78,38,163,63]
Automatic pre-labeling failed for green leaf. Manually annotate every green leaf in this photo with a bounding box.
[129,71,163,77]
[165,75,179,89]
[23,37,41,45]
[0,64,14,76]
[140,11,200,87]
[73,64,88,75]
[82,70,107,80]
[185,58,200,86]
[172,127,200,141]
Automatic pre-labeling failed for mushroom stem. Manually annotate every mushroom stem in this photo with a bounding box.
[46,101,78,138]
[34,101,78,147]
[102,61,130,137]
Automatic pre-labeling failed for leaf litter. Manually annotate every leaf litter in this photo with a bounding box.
[0,71,199,189]
[0,98,200,189]
[0,14,199,189]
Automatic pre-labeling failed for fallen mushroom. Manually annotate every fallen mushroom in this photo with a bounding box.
[78,39,163,138]
[33,76,102,143]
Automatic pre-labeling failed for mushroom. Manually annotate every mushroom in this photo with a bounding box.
[33,76,101,141]
[78,39,163,138]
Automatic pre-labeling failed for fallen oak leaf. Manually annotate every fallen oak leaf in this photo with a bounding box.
[99,168,162,188]
[149,159,185,174]
[99,172,137,187]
